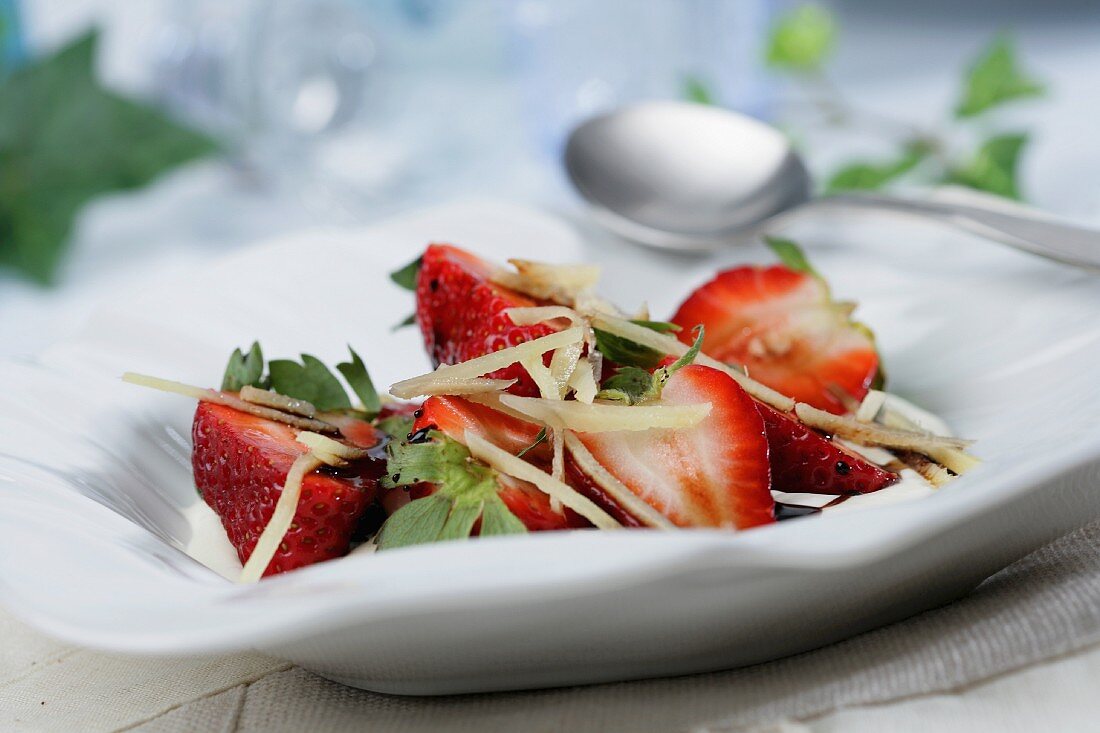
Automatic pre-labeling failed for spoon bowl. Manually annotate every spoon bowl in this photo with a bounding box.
[565,101,1100,269]
[565,101,811,251]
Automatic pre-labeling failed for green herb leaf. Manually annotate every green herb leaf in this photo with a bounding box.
[0,31,217,284]
[765,4,836,73]
[516,427,548,458]
[389,256,422,292]
[392,313,417,331]
[378,431,527,550]
[336,347,381,416]
[221,341,265,392]
[943,133,1028,200]
[268,355,351,411]
[824,140,931,193]
[955,33,1044,119]
[764,236,821,278]
[683,75,715,105]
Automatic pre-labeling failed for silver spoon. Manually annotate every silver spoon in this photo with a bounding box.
[564,100,1100,269]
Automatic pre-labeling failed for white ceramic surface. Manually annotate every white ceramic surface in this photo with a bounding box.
[1,201,1100,695]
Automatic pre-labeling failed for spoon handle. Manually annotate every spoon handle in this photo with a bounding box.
[816,191,1100,271]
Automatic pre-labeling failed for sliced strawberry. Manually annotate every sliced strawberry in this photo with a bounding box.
[413,394,548,460]
[408,395,590,530]
[670,264,878,414]
[192,402,383,576]
[575,365,774,529]
[759,404,897,495]
[416,244,554,397]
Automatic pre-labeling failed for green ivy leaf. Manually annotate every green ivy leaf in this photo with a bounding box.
[955,34,1044,119]
[683,75,715,105]
[824,141,931,193]
[765,4,836,73]
[389,256,422,291]
[268,355,351,411]
[336,347,381,416]
[0,31,217,284]
[944,133,1028,200]
[221,342,265,392]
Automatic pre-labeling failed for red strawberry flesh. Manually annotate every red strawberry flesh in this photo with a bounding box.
[192,401,383,577]
[416,244,555,397]
[576,365,775,529]
[671,264,878,414]
[759,403,897,495]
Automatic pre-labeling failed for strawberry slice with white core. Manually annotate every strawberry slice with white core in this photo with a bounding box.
[671,263,879,415]
[576,364,774,529]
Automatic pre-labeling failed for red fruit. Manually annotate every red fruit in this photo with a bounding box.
[410,395,589,531]
[575,365,774,529]
[671,265,878,414]
[414,394,548,460]
[416,244,554,397]
[192,402,383,577]
[759,404,897,495]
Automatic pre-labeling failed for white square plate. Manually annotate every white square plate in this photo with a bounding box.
[2,200,1099,695]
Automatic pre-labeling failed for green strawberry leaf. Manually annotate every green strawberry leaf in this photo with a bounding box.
[389,256,422,292]
[516,426,548,458]
[596,326,704,405]
[336,347,381,416]
[596,367,655,404]
[765,4,836,73]
[376,414,415,441]
[392,312,417,331]
[764,236,822,279]
[376,494,454,551]
[683,75,715,105]
[378,431,527,550]
[221,341,266,392]
[478,497,529,536]
[593,319,681,369]
[630,320,682,334]
[824,140,931,193]
[943,133,1028,200]
[268,355,351,411]
[0,31,217,284]
[955,33,1044,119]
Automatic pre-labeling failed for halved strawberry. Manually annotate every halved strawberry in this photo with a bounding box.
[413,395,643,527]
[413,394,548,460]
[759,404,897,495]
[407,394,589,530]
[670,261,878,414]
[574,365,774,529]
[192,402,383,576]
[416,244,554,397]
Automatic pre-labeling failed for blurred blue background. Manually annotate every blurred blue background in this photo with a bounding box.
[3,0,1099,352]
